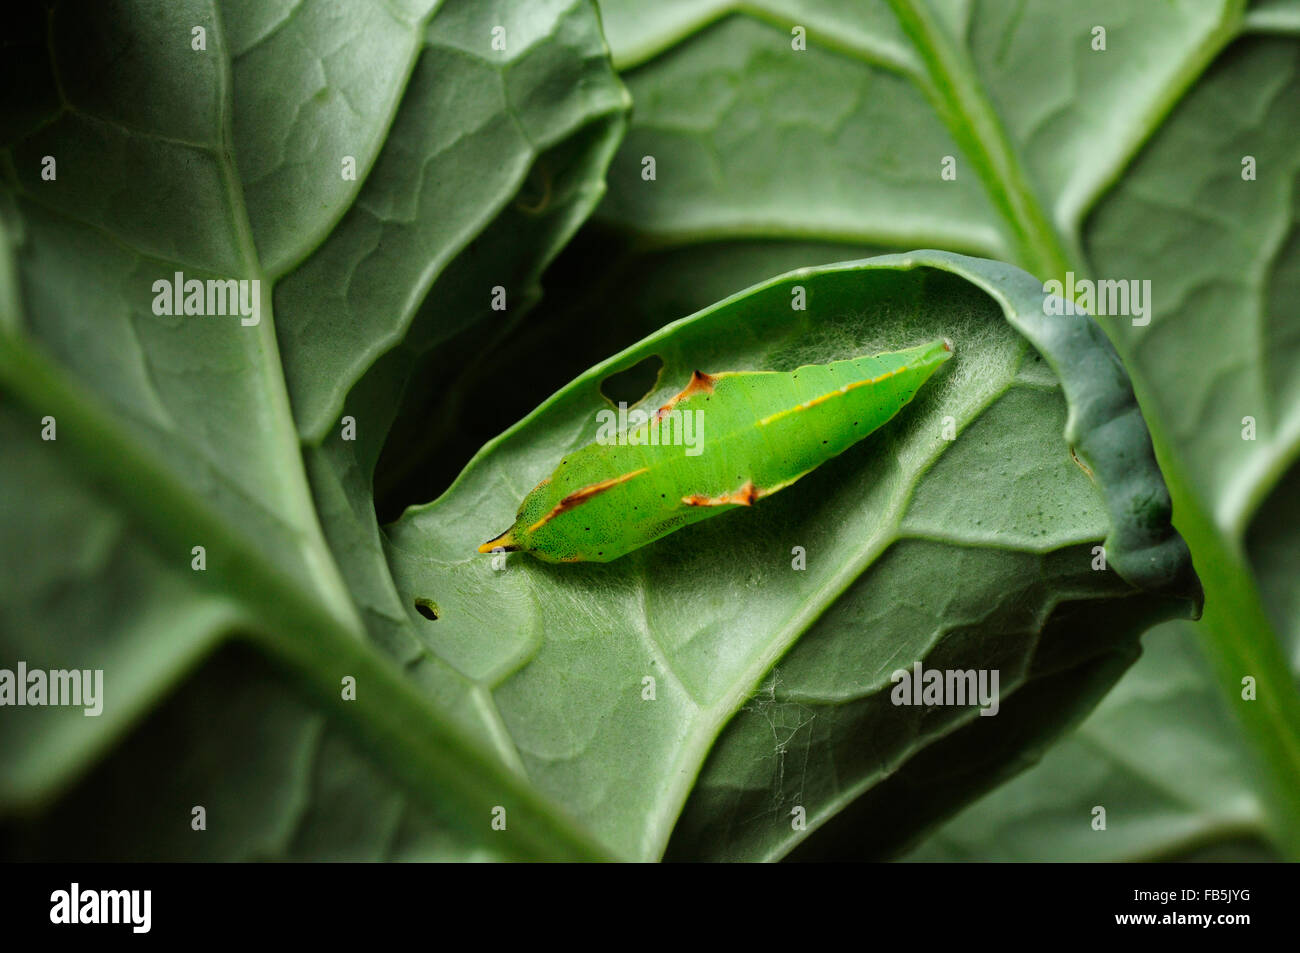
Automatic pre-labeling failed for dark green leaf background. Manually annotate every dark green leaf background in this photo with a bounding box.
[1,0,1295,862]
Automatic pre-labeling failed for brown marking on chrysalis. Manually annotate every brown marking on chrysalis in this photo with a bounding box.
[682,480,760,507]
[527,467,649,532]
[477,528,520,554]
[757,364,908,426]
[655,369,717,420]
[1070,446,1095,480]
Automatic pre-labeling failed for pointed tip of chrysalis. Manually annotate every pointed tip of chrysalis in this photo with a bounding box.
[941,337,954,353]
[478,529,519,554]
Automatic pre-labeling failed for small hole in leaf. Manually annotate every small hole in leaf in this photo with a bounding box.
[600,355,664,405]
[414,599,439,621]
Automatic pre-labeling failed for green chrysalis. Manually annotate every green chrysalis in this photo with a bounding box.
[479,338,953,562]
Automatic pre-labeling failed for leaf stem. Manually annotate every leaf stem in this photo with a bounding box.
[1146,433,1300,859]
[882,0,1072,282]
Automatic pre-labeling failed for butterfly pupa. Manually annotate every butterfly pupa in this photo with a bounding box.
[480,338,953,562]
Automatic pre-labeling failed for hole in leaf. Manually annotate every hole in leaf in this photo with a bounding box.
[600,354,664,406]
[414,599,439,621]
